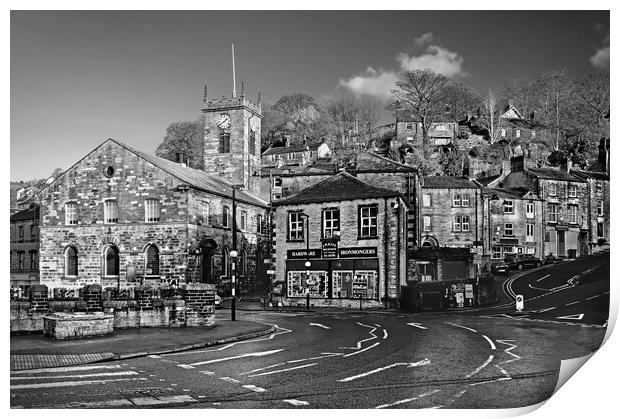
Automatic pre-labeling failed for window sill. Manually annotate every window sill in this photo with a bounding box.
[286,239,305,243]
[358,236,378,240]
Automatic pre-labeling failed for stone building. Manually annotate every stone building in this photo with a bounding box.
[501,156,589,258]
[571,169,610,254]
[38,139,269,294]
[10,204,40,291]
[482,188,545,260]
[272,172,408,308]
[376,119,458,146]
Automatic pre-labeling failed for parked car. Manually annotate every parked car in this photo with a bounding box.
[490,260,510,275]
[504,254,543,270]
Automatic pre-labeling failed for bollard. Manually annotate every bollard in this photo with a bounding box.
[306,292,310,310]
[359,294,363,311]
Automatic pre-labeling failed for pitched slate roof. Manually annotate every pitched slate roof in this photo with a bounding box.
[526,167,584,182]
[570,169,610,181]
[262,145,309,156]
[476,174,502,186]
[422,176,481,189]
[10,205,39,222]
[275,171,401,206]
[482,187,535,200]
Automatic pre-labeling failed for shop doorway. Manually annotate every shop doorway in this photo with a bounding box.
[557,231,566,257]
[200,239,218,283]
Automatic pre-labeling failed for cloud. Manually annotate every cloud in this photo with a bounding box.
[397,45,465,78]
[338,67,399,100]
[590,33,610,70]
[414,32,434,46]
[339,41,466,99]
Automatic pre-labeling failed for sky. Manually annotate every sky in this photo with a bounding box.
[10,10,610,181]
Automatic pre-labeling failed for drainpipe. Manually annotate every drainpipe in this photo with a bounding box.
[396,198,401,308]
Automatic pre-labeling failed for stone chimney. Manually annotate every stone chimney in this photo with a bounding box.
[176,152,187,167]
[501,159,511,175]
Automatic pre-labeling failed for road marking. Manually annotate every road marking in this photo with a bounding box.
[343,341,380,358]
[339,322,378,349]
[586,295,600,301]
[11,371,139,380]
[178,364,196,369]
[189,349,285,366]
[242,384,266,393]
[309,323,331,329]
[465,354,494,378]
[200,370,215,375]
[247,363,317,378]
[382,329,388,339]
[469,377,512,386]
[406,322,428,330]
[374,389,441,409]
[283,399,309,406]
[557,313,584,320]
[604,291,609,295]
[131,395,196,406]
[537,307,556,313]
[148,355,161,359]
[10,364,123,375]
[219,377,241,383]
[481,335,497,350]
[446,322,477,333]
[337,359,430,382]
[239,353,343,375]
[566,301,581,306]
[163,324,292,356]
[496,340,522,365]
[536,274,550,282]
[10,377,147,390]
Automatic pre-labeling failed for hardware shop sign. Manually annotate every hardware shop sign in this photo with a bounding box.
[338,247,377,258]
[287,249,321,259]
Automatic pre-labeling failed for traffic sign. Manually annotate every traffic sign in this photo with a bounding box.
[266,269,275,275]
[516,294,524,311]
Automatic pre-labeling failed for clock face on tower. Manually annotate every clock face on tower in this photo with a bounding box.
[217,113,231,129]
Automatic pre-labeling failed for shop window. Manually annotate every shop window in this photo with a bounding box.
[332,271,353,298]
[287,271,328,298]
[492,246,501,259]
[65,247,78,277]
[322,208,340,238]
[358,205,378,238]
[145,244,160,276]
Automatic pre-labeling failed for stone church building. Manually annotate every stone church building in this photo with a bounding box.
[38,93,269,294]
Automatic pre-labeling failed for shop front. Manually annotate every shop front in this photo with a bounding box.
[284,247,380,301]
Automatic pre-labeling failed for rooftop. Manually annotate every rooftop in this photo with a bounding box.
[275,171,401,206]
[422,176,481,189]
[262,145,309,156]
[11,205,39,222]
[570,169,610,181]
[526,167,584,182]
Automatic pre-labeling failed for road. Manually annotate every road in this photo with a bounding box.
[10,253,609,409]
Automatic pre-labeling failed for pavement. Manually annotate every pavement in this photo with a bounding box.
[10,317,275,371]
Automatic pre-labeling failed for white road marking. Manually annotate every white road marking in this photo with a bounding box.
[242,384,266,392]
[148,355,161,359]
[219,377,241,383]
[536,274,550,282]
[189,349,285,366]
[465,355,494,379]
[557,313,585,320]
[339,322,378,350]
[11,371,139,380]
[406,322,428,330]
[343,341,380,358]
[11,364,122,375]
[566,301,581,306]
[469,377,512,386]
[446,322,477,333]
[309,323,331,329]
[586,295,600,301]
[132,395,196,406]
[178,364,196,369]
[537,307,557,313]
[247,363,317,378]
[239,353,342,375]
[337,359,430,382]
[481,335,497,350]
[283,399,309,406]
[10,377,147,390]
[162,324,292,356]
[382,329,388,339]
[374,389,441,409]
[495,340,522,365]
[200,370,215,375]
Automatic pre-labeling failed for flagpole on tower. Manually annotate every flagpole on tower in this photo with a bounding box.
[232,43,237,98]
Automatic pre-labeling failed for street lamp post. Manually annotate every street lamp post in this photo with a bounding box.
[230,184,245,321]
[299,213,311,308]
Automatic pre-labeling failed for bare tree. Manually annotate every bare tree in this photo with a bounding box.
[443,82,483,122]
[480,90,505,145]
[324,94,381,149]
[392,69,450,156]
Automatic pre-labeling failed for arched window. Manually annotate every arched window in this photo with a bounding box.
[240,250,247,276]
[145,244,160,276]
[103,245,119,277]
[65,247,78,277]
[222,247,229,277]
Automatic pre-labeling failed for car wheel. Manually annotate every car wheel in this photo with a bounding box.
[517,263,523,270]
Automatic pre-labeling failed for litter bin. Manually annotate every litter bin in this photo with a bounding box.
[568,249,577,259]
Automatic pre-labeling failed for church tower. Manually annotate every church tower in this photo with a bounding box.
[201,84,262,196]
